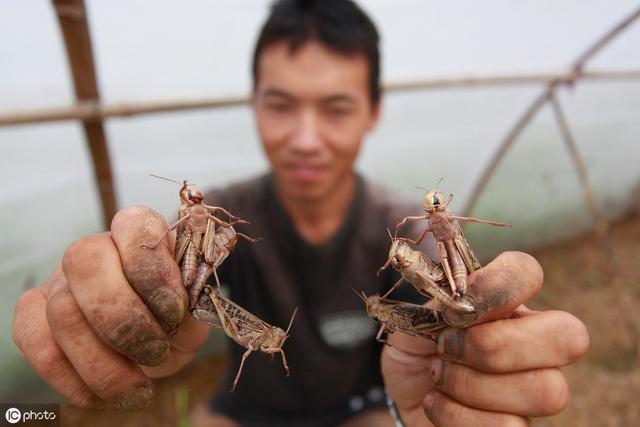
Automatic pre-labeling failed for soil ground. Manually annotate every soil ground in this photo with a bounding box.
[60,215,640,427]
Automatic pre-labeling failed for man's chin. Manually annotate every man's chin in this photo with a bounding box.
[276,178,330,204]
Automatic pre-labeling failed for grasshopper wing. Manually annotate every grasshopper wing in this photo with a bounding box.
[191,293,223,329]
[174,207,191,263]
[454,224,481,272]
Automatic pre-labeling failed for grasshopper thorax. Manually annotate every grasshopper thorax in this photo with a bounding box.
[422,189,446,213]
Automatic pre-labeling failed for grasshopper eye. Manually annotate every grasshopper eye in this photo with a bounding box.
[187,190,193,199]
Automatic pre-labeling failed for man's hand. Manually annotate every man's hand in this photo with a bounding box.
[382,251,589,426]
[12,207,211,411]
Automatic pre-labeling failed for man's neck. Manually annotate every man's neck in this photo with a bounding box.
[278,174,356,246]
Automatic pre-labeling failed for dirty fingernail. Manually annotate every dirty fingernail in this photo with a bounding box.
[430,359,444,385]
[135,339,169,367]
[114,383,153,411]
[437,328,465,360]
[150,287,186,330]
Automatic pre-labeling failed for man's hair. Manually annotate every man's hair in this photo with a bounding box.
[252,0,381,106]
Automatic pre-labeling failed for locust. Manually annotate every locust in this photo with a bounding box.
[188,219,259,310]
[396,189,510,298]
[205,288,297,392]
[377,230,476,314]
[142,177,255,309]
[352,288,446,343]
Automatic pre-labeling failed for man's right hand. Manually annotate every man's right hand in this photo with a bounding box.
[12,206,212,411]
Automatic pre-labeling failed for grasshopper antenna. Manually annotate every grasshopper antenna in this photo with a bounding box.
[434,176,444,190]
[149,174,183,185]
[284,307,298,337]
[386,227,394,243]
[348,285,368,303]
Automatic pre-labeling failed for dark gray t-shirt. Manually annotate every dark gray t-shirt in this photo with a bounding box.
[205,174,436,427]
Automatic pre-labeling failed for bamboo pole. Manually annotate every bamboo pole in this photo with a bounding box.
[549,91,608,236]
[460,86,554,217]
[460,5,640,217]
[1,70,639,127]
[53,0,116,229]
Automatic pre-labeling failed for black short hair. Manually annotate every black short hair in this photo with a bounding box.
[252,0,381,106]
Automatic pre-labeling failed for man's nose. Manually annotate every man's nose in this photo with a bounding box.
[289,108,322,153]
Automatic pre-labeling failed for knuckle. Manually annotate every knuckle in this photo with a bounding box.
[535,369,569,415]
[504,251,544,289]
[112,205,155,225]
[112,205,164,234]
[62,236,102,275]
[12,289,36,351]
[46,288,80,332]
[441,362,471,398]
[32,344,67,379]
[561,313,590,363]
[467,327,505,370]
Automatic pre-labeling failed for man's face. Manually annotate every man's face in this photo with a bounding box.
[253,40,380,203]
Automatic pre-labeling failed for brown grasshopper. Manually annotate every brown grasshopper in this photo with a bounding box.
[188,219,259,310]
[206,288,297,392]
[352,289,446,343]
[396,189,510,298]
[142,177,255,309]
[378,232,476,316]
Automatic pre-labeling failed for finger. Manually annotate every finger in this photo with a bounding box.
[46,276,153,411]
[423,391,529,427]
[12,267,104,408]
[430,360,569,417]
[141,315,212,378]
[381,342,435,410]
[111,206,187,332]
[62,233,169,366]
[387,330,437,355]
[443,251,543,328]
[436,310,589,373]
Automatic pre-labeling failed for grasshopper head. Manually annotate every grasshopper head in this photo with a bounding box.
[181,183,204,204]
[422,189,446,213]
[388,239,411,270]
[365,295,380,319]
[261,326,288,351]
[262,307,298,352]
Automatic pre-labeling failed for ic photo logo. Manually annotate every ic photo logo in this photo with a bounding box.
[4,408,20,424]
[2,404,59,426]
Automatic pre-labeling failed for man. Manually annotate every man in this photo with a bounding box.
[12,1,589,426]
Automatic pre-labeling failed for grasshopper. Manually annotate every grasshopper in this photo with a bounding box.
[142,178,255,309]
[352,289,446,343]
[396,189,510,298]
[188,220,259,310]
[378,232,476,316]
[206,288,297,392]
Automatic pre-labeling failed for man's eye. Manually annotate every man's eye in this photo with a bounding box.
[265,102,290,113]
[326,106,352,118]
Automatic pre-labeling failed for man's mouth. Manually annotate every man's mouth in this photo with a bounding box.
[285,163,327,183]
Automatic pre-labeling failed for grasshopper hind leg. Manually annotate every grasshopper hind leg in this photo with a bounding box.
[232,347,255,392]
